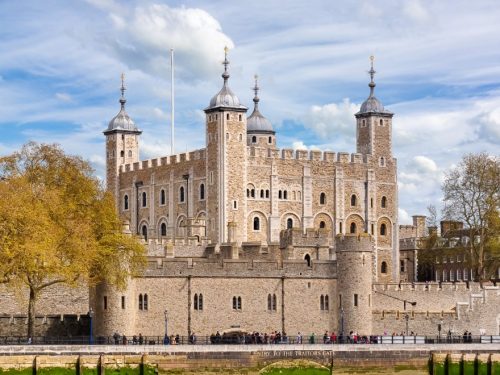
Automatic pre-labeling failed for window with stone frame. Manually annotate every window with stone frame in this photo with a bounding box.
[160,189,166,205]
[319,192,326,205]
[350,194,357,206]
[124,195,129,210]
[199,183,205,200]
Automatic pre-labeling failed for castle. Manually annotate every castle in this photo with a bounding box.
[93,50,499,338]
[1,51,497,339]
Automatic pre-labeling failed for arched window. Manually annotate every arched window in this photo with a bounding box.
[278,190,282,199]
[194,293,198,310]
[232,296,237,310]
[267,294,272,311]
[272,294,277,311]
[142,225,148,240]
[199,293,203,310]
[266,190,270,198]
[320,295,324,310]
[287,218,293,229]
[305,254,311,267]
[380,223,387,236]
[247,189,250,197]
[320,192,326,205]
[179,186,185,202]
[324,295,329,310]
[350,194,357,206]
[239,114,242,121]
[237,296,242,310]
[319,221,326,229]
[120,150,124,157]
[260,190,264,198]
[160,189,166,205]
[350,222,356,234]
[138,294,143,310]
[381,261,388,274]
[381,196,387,208]
[298,191,302,200]
[160,222,167,237]
[226,113,230,120]
[251,189,255,198]
[128,150,132,157]
[253,217,260,231]
[252,136,256,143]
[200,183,205,200]
[380,157,385,167]
[283,191,288,200]
[142,192,147,207]
[380,119,383,125]
[124,195,129,210]
[293,191,296,200]
[268,136,272,144]
[143,294,148,310]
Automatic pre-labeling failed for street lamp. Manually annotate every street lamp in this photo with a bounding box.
[405,313,409,336]
[340,307,344,343]
[88,308,94,345]
[164,310,168,337]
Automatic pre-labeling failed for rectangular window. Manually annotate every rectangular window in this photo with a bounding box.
[371,224,374,234]
[210,171,214,185]
[368,294,371,307]
[233,200,237,210]
[121,296,125,309]
[339,294,342,308]
[354,294,358,307]
[103,296,108,310]
[400,260,405,272]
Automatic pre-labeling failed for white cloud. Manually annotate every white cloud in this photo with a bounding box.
[398,208,412,225]
[402,0,429,23]
[109,4,234,81]
[302,99,360,139]
[55,92,72,102]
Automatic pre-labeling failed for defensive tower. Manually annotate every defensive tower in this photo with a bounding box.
[336,234,374,336]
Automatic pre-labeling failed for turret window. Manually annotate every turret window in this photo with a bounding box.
[380,157,385,167]
[253,217,260,231]
[232,296,242,310]
[380,223,387,236]
[239,114,242,121]
[124,195,129,210]
[350,194,357,206]
[287,218,293,229]
[226,113,230,120]
[381,261,388,274]
[319,192,326,205]
[268,136,272,144]
[350,222,356,234]
[381,196,387,208]
[267,294,277,311]
[320,295,329,310]
[160,223,167,237]
[142,225,148,241]
[194,293,203,310]
[142,192,147,207]
[305,254,311,267]
[380,119,383,125]
[179,186,185,202]
[160,189,166,205]
[200,183,205,200]
[252,136,257,143]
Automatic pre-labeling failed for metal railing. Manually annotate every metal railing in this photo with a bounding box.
[0,334,498,346]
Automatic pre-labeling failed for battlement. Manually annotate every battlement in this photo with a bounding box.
[372,282,497,293]
[144,257,337,278]
[120,149,206,173]
[335,233,374,252]
[279,228,332,248]
[399,237,425,250]
[247,146,374,165]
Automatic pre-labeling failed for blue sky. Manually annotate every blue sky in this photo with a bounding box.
[1,0,500,224]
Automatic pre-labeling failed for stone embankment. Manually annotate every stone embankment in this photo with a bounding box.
[0,344,498,374]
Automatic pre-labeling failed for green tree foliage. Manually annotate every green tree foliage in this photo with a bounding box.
[442,152,500,282]
[0,142,145,337]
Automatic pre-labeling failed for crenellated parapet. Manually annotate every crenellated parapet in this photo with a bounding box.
[279,228,332,249]
[120,148,206,173]
[247,146,376,165]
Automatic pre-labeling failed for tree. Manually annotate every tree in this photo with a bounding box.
[0,142,145,338]
[442,152,500,282]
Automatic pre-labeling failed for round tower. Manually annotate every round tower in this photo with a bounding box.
[335,233,374,336]
[93,222,137,338]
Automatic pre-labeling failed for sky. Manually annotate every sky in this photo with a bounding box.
[0,0,499,224]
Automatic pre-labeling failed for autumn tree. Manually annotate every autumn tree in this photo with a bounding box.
[0,142,145,338]
[442,152,500,282]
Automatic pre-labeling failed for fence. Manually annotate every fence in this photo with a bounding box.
[0,335,499,346]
